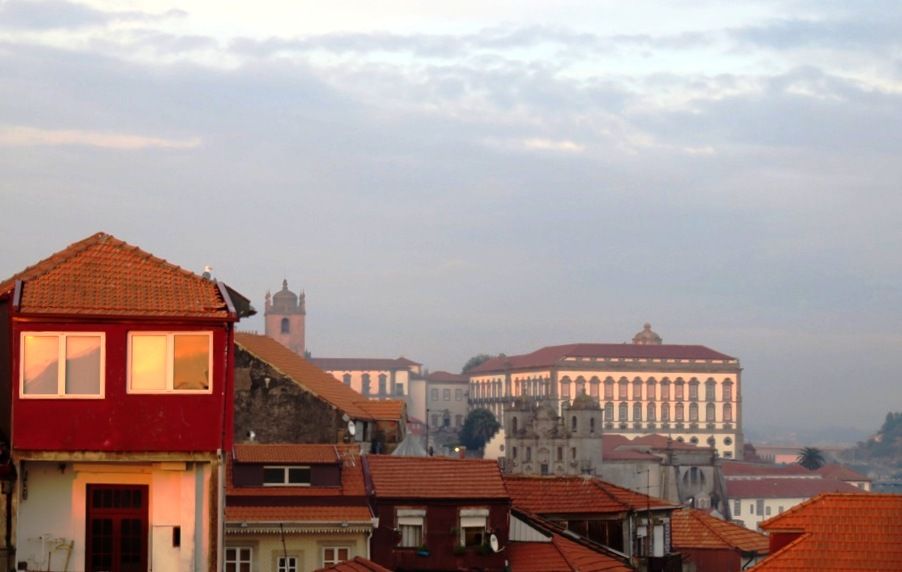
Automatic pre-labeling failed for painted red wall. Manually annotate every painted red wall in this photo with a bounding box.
[769,531,802,554]
[370,499,509,572]
[11,318,233,453]
[677,548,741,572]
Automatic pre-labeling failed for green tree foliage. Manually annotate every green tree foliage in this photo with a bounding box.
[797,446,826,470]
[461,353,506,373]
[459,408,501,451]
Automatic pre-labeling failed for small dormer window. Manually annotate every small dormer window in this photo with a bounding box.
[20,332,105,398]
[128,332,212,393]
[263,465,311,486]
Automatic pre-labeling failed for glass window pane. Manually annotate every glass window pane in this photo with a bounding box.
[263,467,285,484]
[287,467,310,484]
[66,336,101,395]
[131,335,167,390]
[174,335,210,390]
[23,335,59,395]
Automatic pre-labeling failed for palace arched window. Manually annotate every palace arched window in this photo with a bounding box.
[576,376,586,396]
[689,402,698,421]
[723,403,733,422]
[342,373,351,386]
[561,377,572,399]
[661,378,670,401]
[646,402,655,421]
[705,379,716,402]
[633,402,642,421]
[280,318,290,334]
[675,378,685,401]
[723,381,733,402]
[378,374,387,395]
[660,403,670,421]
[590,377,600,398]
[619,402,628,421]
[647,378,656,401]
[675,403,684,422]
[618,378,628,400]
[689,379,699,401]
[633,378,642,401]
[604,402,614,422]
[362,374,371,396]
[706,402,716,422]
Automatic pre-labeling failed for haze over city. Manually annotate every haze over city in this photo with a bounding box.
[1,0,901,438]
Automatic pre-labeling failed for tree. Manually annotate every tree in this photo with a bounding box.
[459,408,501,451]
[797,446,826,470]
[461,353,506,373]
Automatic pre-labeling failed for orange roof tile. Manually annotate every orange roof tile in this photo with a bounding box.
[671,508,769,553]
[236,333,404,422]
[726,477,862,499]
[312,357,420,371]
[752,493,902,571]
[355,400,406,422]
[225,505,372,523]
[314,556,392,572]
[815,463,871,483]
[0,232,231,318]
[508,535,632,572]
[504,474,674,515]
[366,455,508,499]
[233,444,342,464]
[721,461,812,478]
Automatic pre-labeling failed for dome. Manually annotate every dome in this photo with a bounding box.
[570,392,600,410]
[270,279,301,313]
[632,322,662,345]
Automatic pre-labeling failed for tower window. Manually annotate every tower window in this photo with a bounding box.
[280,318,290,334]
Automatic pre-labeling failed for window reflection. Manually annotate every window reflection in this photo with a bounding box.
[174,335,209,390]
[23,335,59,395]
[66,336,101,394]
[131,335,167,390]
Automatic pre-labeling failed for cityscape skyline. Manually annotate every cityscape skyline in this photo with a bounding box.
[2,1,901,434]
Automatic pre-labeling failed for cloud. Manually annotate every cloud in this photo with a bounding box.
[0,125,201,150]
[0,0,186,30]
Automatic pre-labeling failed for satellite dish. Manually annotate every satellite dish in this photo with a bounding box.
[489,533,501,553]
[347,420,357,436]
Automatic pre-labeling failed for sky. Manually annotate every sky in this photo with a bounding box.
[1,0,901,438]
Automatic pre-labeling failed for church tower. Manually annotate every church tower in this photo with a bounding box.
[264,279,306,355]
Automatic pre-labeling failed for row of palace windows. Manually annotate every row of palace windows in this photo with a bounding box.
[342,372,404,396]
[20,331,213,398]
[602,401,733,423]
[430,387,465,402]
[471,376,734,402]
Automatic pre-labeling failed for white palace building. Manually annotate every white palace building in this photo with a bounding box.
[467,324,743,459]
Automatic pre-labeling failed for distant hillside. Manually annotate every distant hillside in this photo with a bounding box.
[839,412,902,490]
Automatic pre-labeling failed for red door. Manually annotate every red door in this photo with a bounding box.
[86,485,149,572]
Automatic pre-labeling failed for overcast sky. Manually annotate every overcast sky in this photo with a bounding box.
[1,0,900,437]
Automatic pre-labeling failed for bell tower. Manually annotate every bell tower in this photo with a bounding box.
[264,279,306,355]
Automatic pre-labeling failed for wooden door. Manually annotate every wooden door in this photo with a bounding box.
[86,485,149,572]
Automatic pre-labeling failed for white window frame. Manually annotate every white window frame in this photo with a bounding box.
[127,331,213,394]
[322,545,351,566]
[225,546,252,571]
[397,508,426,548]
[277,555,298,572]
[459,507,489,547]
[19,332,106,399]
[262,465,311,487]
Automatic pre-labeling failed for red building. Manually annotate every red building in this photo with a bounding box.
[0,232,250,572]
[364,455,510,571]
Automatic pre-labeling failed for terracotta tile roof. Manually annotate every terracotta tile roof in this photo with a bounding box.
[726,477,863,499]
[227,447,366,497]
[752,493,902,571]
[721,461,813,478]
[425,371,469,383]
[311,357,420,371]
[355,400,406,422]
[671,508,769,553]
[508,535,633,572]
[815,463,871,482]
[314,556,392,572]
[0,232,232,318]
[365,455,508,499]
[469,343,736,374]
[225,505,372,523]
[504,475,674,515]
[233,444,342,464]
[236,333,404,422]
